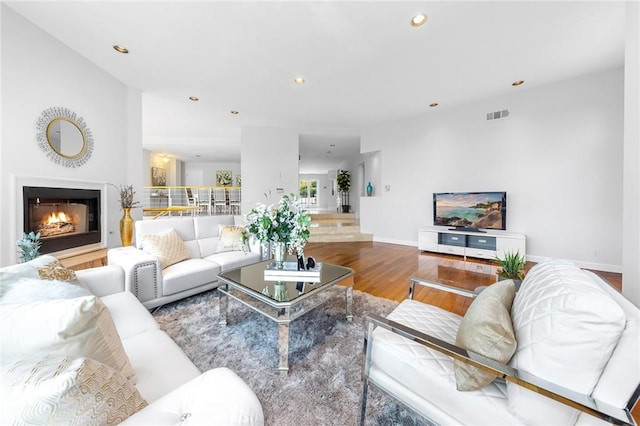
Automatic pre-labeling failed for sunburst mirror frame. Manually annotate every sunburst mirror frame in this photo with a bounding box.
[36,107,94,168]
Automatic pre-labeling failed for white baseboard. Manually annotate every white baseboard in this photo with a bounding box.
[525,255,622,274]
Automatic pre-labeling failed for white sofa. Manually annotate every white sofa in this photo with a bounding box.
[0,255,264,425]
[108,215,264,309]
[360,259,640,425]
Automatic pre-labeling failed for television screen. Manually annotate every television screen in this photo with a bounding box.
[433,192,506,231]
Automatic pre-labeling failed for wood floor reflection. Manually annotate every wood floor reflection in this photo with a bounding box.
[304,241,622,316]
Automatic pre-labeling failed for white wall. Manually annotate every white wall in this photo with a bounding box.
[184,161,241,187]
[0,6,142,266]
[623,1,640,305]
[361,68,624,272]
[240,127,299,213]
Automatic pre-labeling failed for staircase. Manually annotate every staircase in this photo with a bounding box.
[308,213,373,243]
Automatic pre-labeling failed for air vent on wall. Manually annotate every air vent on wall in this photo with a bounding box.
[486,109,510,120]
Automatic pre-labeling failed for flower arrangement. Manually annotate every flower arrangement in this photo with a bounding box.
[113,184,140,210]
[16,231,41,263]
[243,194,311,256]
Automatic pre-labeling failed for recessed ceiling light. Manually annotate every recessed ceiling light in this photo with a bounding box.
[512,80,525,86]
[430,103,439,107]
[411,14,428,27]
[230,110,239,115]
[112,45,129,54]
[195,154,201,158]
[294,77,305,84]
[189,96,199,101]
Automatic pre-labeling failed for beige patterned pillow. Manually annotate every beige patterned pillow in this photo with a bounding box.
[454,279,517,391]
[141,229,190,269]
[37,259,80,284]
[2,355,147,425]
[216,225,247,253]
[0,295,136,384]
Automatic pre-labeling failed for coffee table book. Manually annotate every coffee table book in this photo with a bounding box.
[264,261,322,281]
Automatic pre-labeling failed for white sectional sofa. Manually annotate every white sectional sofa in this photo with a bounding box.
[108,215,264,309]
[0,255,264,425]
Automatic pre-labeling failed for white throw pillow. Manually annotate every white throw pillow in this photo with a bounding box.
[216,225,247,253]
[0,276,90,304]
[1,355,147,425]
[0,295,136,383]
[141,228,190,269]
[507,259,625,425]
[454,279,517,391]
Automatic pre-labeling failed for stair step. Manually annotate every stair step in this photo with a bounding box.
[308,232,373,243]
[309,213,357,221]
[310,224,362,235]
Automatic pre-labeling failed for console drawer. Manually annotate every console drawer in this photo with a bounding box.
[439,233,466,247]
[467,235,497,250]
[439,245,465,256]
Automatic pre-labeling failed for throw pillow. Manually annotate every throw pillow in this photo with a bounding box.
[0,295,136,383]
[37,259,80,284]
[2,355,147,425]
[506,259,625,425]
[0,276,90,304]
[141,228,190,269]
[454,279,517,391]
[216,225,247,253]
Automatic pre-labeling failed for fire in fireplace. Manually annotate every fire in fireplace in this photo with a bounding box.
[23,186,101,254]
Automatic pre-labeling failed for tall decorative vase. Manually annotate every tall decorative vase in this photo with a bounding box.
[272,241,287,269]
[120,208,134,247]
[366,182,373,197]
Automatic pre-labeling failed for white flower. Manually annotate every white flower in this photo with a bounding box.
[243,194,311,257]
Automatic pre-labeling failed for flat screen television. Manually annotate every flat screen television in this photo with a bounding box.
[433,191,507,231]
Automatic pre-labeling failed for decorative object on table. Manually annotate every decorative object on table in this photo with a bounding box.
[366,182,373,197]
[236,175,242,186]
[216,170,232,186]
[337,169,351,213]
[494,250,526,289]
[243,194,311,270]
[16,231,41,263]
[273,282,289,302]
[272,242,287,269]
[264,261,322,282]
[114,184,140,247]
[151,167,166,186]
[36,107,93,168]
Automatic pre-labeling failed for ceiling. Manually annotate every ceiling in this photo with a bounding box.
[6,1,626,173]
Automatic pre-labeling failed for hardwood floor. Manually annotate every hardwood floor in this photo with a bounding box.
[304,241,638,422]
[306,241,623,315]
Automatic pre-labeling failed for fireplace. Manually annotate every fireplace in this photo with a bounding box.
[23,186,101,254]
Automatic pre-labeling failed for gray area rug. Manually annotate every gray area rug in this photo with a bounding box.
[152,288,423,425]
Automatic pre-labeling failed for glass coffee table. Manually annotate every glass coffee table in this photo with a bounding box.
[217,260,354,374]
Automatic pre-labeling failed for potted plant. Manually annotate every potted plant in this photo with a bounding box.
[337,169,351,213]
[16,231,41,263]
[243,194,311,269]
[494,250,526,290]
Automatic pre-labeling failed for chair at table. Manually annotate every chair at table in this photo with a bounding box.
[184,188,199,216]
[195,187,211,215]
[212,188,228,215]
[228,188,241,215]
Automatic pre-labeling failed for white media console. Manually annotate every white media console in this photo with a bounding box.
[418,226,526,260]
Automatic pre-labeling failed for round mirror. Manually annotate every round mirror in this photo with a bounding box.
[46,118,85,158]
[36,107,93,167]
